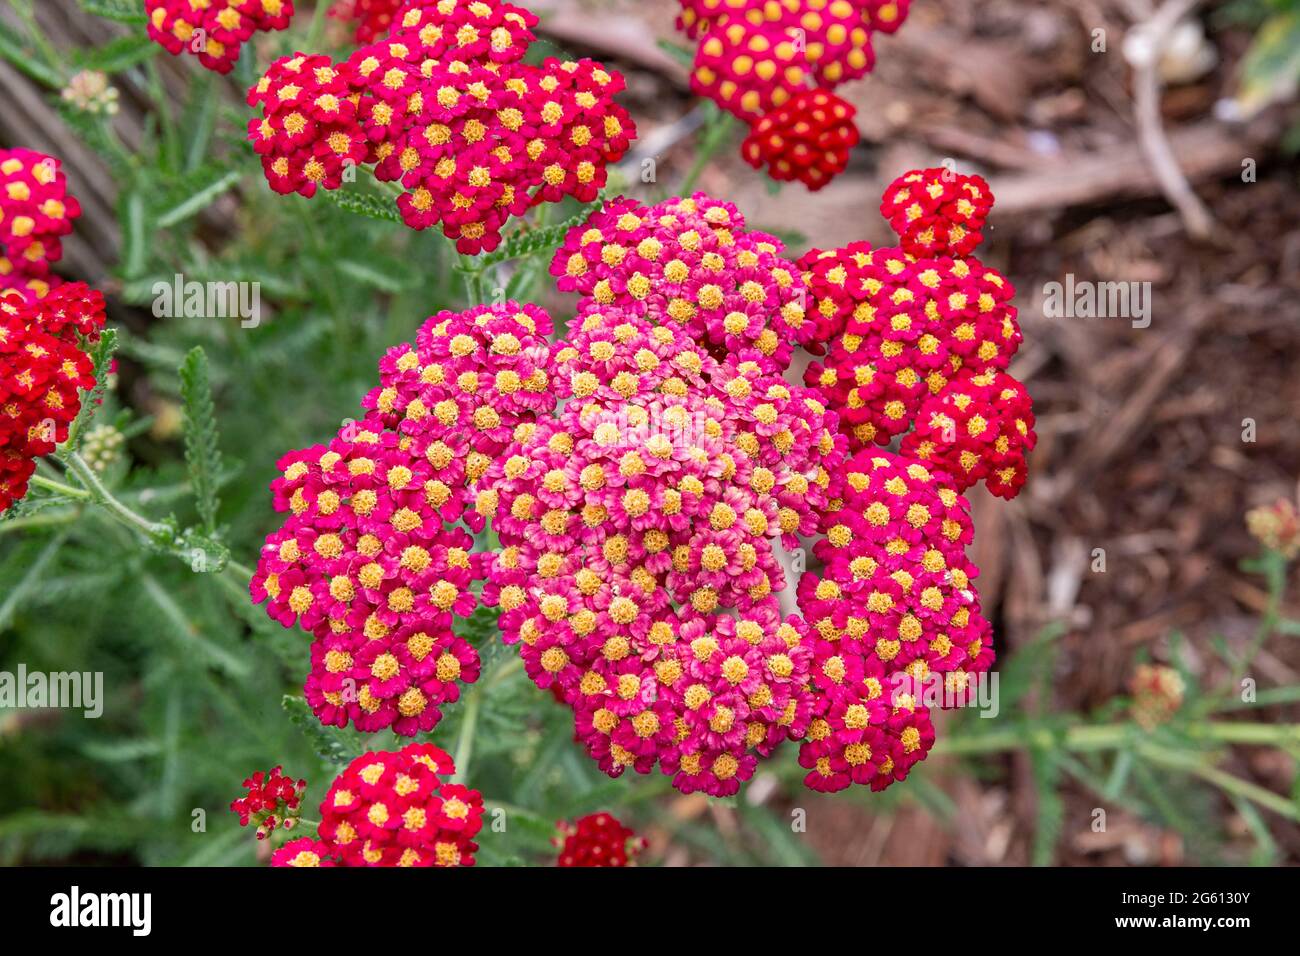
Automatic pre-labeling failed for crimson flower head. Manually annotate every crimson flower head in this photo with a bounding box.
[677,0,909,189]
[879,167,994,259]
[319,743,485,866]
[800,170,1035,501]
[0,283,107,514]
[246,0,637,253]
[555,812,646,867]
[231,765,307,839]
[741,89,860,191]
[271,837,338,867]
[145,0,295,75]
[329,0,405,42]
[0,148,81,289]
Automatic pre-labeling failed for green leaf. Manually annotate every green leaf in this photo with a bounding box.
[475,196,605,269]
[281,696,356,768]
[74,35,158,73]
[62,328,118,453]
[79,0,149,24]
[323,188,404,224]
[155,168,243,229]
[1238,10,1300,113]
[1029,748,1064,866]
[178,347,223,535]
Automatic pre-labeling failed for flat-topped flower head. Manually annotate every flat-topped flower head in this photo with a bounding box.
[318,743,484,866]
[880,167,994,259]
[550,193,813,372]
[247,0,636,253]
[676,0,908,189]
[146,0,295,75]
[742,89,860,191]
[800,170,1033,501]
[0,283,106,514]
[329,0,405,42]
[481,308,839,795]
[0,148,81,282]
[252,301,556,735]
[555,812,646,867]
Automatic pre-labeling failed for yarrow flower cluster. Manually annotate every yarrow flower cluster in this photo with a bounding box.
[330,0,406,42]
[0,148,82,302]
[549,193,814,372]
[801,168,1036,498]
[247,0,637,252]
[230,765,307,838]
[796,450,985,790]
[270,743,485,866]
[555,812,645,867]
[145,0,294,75]
[251,302,555,735]
[251,170,1034,802]
[481,299,845,795]
[0,283,107,514]
[740,88,858,190]
[676,0,910,189]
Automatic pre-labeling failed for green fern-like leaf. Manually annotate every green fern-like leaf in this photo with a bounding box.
[1029,748,1065,867]
[323,188,404,224]
[79,0,148,24]
[179,347,223,535]
[281,696,357,768]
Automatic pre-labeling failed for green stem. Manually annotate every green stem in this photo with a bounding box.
[450,656,524,784]
[936,721,1300,756]
[64,451,171,540]
[679,109,736,195]
[9,0,65,84]
[27,473,91,501]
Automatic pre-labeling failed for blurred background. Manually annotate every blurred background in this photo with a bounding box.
[0,0,1298,866]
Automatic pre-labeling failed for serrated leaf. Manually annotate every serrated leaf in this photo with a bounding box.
[323,188,404,224]
[1029,748,1064,867]
[79,0,149,24]
[62,328,118,453]
[476,196,605,269]
[281,696,355,768]
[178,347,223,534]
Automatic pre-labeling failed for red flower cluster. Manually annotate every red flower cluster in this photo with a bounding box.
[0,283,106,514]
[329,0,405,43]
[247,0,637,252]
[145,0,295,75]
[550,193,814,372]
[0,149,82,302]
[555,812,645,867]
[802,168,1035,498]
[230,765,307,839]
[796,451,988,791]
[272,743,484,866]
[251,302,556,735]
[740,89,859,190]
[676,0,909,189]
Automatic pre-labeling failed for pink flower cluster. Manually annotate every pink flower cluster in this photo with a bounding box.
[802,168,1035,498]
[247,0,637,252]
[0,149,82,303]
[549,193,814,372]
[145,0,294,75]
[250,302,555,735]
[0,283,106,514]
[676,0,909,189]
[230,765,306,838]
[272,743,484,866]
[480,304,845,795]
